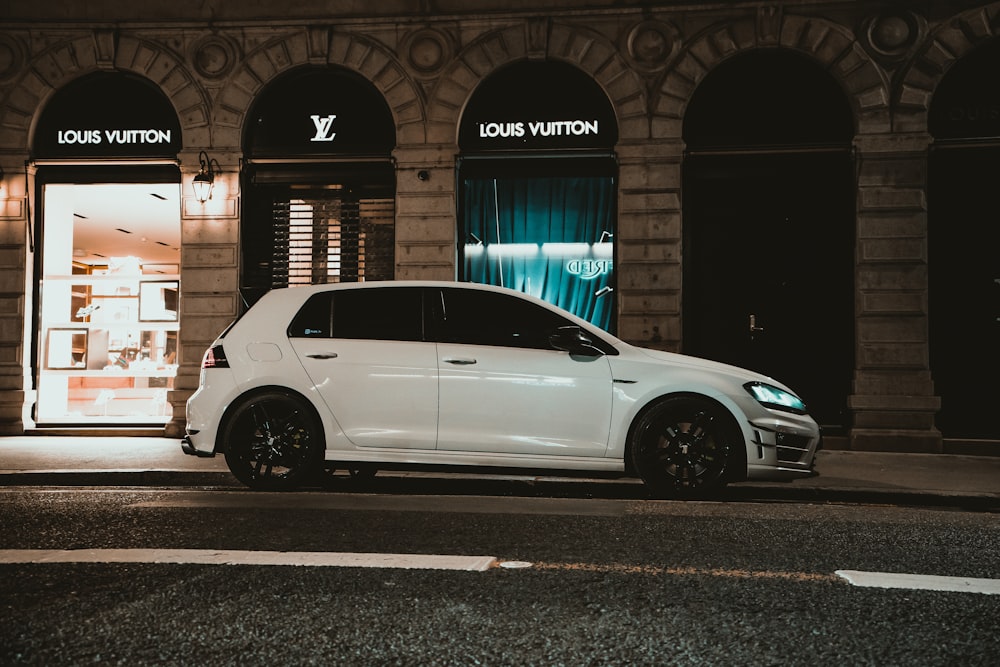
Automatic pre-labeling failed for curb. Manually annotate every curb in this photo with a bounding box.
[0,471,240,488]
[1,470,997,511]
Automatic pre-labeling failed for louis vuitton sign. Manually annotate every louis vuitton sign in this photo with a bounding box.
[34,72,182,159]
[245,67,395,158]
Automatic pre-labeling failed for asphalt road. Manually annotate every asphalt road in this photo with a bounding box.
[1,484,998,666]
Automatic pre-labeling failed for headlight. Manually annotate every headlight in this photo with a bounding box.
[744,382,807,414]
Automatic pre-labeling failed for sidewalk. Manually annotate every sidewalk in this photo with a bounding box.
[0,435,997,508]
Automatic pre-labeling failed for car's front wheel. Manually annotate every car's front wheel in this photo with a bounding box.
[222,390,323,491]
[629,395,744,498]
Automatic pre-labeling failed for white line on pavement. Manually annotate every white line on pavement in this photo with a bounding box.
[4,550,996,592]
[836,570,1000,595]
[0,549,497,571]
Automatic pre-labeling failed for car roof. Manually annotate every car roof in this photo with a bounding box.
[256,280,624,345]
[267,280,522,295]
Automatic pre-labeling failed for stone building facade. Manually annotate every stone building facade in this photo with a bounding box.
[0,1,997,452]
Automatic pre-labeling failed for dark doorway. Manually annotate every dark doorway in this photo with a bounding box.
[928,39,1000,440]
[682,50,855,431]
[683,152,854,429]
[240,66,396,310]
[241,165,395,309]
[928,146,1000,438]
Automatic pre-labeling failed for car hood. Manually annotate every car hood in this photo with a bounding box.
[627,344,790,389]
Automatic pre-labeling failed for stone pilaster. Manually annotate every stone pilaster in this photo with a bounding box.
[0,161,28,435]
[165,151,241,438]
[849,132,941,452]
[393,144,458,281]
[615,139,683,350]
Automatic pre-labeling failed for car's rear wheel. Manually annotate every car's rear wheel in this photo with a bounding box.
[629,395,744,498]
[222,390,323,491]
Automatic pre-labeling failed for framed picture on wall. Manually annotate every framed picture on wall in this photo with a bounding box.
[139,281,179,322]
[45,328,88,369]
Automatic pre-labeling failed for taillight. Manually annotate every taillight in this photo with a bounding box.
[202,344,229,369]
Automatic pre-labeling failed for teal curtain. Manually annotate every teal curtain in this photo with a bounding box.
[462,176,615,331]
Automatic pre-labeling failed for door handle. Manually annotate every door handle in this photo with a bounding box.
[443,358,477,365]
[306,353,339,359]
[749,314,765,335]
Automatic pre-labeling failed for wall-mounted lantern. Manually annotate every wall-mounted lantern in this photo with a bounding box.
[192,151,221,202]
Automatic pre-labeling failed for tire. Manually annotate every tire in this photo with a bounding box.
[628,395,744,498]
[222,390,324,491]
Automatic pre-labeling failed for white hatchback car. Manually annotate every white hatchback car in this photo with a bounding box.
[183,281,820,496]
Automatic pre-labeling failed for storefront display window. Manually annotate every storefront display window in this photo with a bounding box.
[36,183,180,424]
[458,60,619,332]
[461,173,615,331]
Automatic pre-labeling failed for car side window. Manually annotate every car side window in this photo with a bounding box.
[434,288,571,349]
[287,293,333,338]
[288,287,423,341]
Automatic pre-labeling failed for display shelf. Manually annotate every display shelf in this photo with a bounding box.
[45,368,178,378]
[38,260,181,424]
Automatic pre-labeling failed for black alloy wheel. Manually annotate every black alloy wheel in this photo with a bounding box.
[223,391,323,491]
[629,395,743,498]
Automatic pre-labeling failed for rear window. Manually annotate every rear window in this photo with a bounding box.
[287,287,423,341]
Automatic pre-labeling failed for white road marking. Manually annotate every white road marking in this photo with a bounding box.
[2,549,995,593]
[836,570,1000,595]
[0,549,496,571]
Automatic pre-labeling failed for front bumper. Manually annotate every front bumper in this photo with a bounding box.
[744,416,821,481]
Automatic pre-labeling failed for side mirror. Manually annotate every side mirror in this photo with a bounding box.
[549,326,604,357]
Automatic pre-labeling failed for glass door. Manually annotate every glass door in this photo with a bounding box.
[36,183,181,425]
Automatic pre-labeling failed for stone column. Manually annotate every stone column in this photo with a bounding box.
[393,144,459,281]
[615,139,684,351]
[165,152,241,438]
[0,160,28,435]
[849,132,941,452]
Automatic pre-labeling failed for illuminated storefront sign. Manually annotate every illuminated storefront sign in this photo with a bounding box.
[245,67,394,157]
[34,72,182,159]
[56,129,174,145]
[459,61,617,153]
[477,120,601,139]
[310,115,338,142]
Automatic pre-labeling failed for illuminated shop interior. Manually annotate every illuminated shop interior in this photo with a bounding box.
[36,183,180,425]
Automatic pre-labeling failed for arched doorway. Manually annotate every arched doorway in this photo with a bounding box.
[241,66,397,309]
[682,49,855,431]
[31,72,182,427]
[457,60,619,332]
[928,39,1000,440]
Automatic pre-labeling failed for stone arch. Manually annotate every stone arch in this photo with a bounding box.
[898,1,1000,127]
[656,13,887,141]
[214,28,425,149]
[427,20,647,144]
[0,32,210,153]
